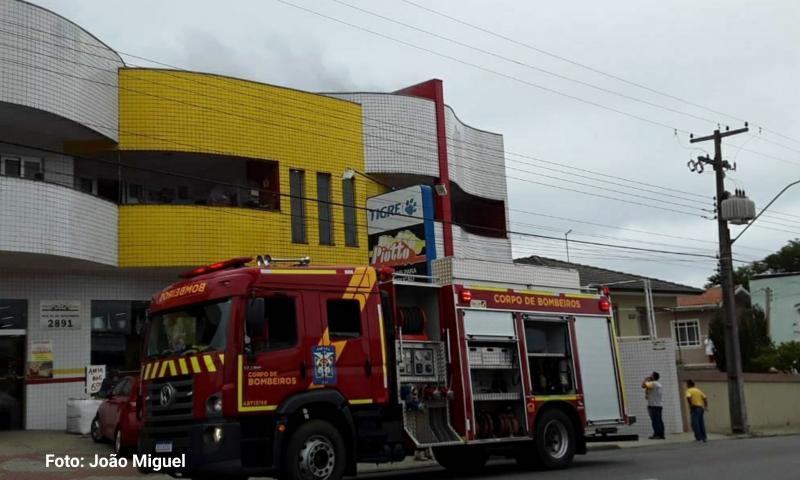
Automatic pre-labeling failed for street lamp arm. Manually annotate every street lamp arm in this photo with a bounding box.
[732,179,800,244]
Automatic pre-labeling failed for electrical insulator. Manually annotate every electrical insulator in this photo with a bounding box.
[721,189,756,225]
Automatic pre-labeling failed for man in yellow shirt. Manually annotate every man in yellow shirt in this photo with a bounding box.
[686,380,708,442]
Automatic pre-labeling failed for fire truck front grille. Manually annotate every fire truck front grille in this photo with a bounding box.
[146,375,194,426]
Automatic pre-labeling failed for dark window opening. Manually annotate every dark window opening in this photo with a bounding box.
[327,299,361,339]
[2,157,21,177]
[290,169,307,243]
[97,178,121,203]
[91,300,149,373]
[0,300,27,329]
[317,173,333,245]
[450,182,507,238]
[342,178,358,247]
[249,297,298,352]
[246,160,280,210]
[525,320,575,395]
[70,153,281,210]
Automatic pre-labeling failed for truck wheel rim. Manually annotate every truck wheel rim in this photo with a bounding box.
[544,420,568,459]
[298,435,335,480]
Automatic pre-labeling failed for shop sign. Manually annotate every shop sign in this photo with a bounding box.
[367,186,436,276]
[40,301,81,329]
[27,340,54,379]
[366,186,425,234]
[86,365,106,395]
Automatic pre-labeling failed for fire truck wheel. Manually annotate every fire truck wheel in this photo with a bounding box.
[534,409,575,469]
[285,420,346,480]
[432,446,489,473]
[90,415,104,443]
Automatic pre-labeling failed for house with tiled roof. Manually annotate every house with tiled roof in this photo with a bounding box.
[672,286,751,365]
[515,256,712,364]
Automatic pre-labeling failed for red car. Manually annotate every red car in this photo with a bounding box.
[90,375,142,455]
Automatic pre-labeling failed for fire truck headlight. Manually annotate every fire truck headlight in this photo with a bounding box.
[206,395,223,416]
[204,425,224,445]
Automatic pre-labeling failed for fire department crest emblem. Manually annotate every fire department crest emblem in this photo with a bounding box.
[312,345,337,385]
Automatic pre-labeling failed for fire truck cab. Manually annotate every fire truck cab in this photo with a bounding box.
[138,256,634,479]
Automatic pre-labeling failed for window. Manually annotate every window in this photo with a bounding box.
[327,299,361,339]
[111,377,131,397]
[78,177,95,195]
[0,300,27,330]
[91,301,149,372]
[672,319,701,347]
[146,299,232,359]
[342,178,358,247]
[23,158,42,180]
[317,173,333,245]
[1,156,21,177]
[1,156,43,179]
[525,319,574,395]
[248,297,298,352]
[290,169,307,243]
[246,160,280,210]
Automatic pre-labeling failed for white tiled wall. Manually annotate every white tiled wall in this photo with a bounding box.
[325,92,439,177]
[0,270,174,430]
[444,105,507,202]
[0,0,123,141]
[617,338,684,436]
[0,176,118,265]
[433,257,581,291]
[451,224,513,263]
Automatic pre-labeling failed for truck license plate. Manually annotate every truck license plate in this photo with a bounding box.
[155,441,173,453]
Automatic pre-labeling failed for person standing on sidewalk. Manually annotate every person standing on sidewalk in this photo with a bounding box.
[641,371,665,439]
[686,380,708,443]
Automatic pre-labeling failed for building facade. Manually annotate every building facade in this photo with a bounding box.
[0,0,515,429]
[750,272,800,345]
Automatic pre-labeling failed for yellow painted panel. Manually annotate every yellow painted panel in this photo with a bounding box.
[119,205,367,267]
[117,69,369,268]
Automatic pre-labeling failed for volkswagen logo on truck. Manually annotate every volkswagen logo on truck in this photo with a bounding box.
[159,383,176,407]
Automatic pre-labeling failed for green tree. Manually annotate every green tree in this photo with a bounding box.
[753,341,800,373]
[705,238,800,288]
[709,305,773,372]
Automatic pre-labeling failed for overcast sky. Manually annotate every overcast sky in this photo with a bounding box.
[34,0,800,288]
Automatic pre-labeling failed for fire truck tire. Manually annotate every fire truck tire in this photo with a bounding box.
[432,446,489,473]
[284,420,347,480]
[533,409,575,469]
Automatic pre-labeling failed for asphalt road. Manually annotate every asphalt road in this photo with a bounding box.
[358,435,800,480]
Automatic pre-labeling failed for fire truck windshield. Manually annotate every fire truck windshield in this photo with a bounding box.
[146,298,232,359]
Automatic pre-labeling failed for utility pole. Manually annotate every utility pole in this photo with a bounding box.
[765,287,772,338]
[564,229,572,262]
[689,125,749,433]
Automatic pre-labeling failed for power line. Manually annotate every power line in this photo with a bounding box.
[270,0,800,173]
[398,0,800,148]
[330,0,721,126]
[271,0,685,132]
[6,22,800,248]
[0,54,712,218]
[0,138,725,261]
[0,18,713,203]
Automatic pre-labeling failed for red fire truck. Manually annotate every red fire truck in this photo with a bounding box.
[137,256,635,479]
